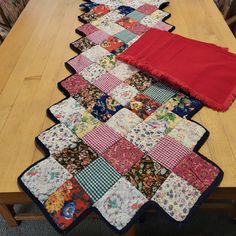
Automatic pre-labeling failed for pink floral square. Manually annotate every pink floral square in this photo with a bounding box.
[102,138,144,174]
[76,23,98,35]
[173,152,220,193]
[137,4,157,14]
[60,74,89,96]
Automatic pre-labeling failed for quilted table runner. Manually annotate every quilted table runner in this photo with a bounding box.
[117,28,236,111]
[18,0,223,234]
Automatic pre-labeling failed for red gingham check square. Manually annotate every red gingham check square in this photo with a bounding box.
[82,124,122,154]
[67,55,93,73]
[93,73,122,93]
[148,136,191,170]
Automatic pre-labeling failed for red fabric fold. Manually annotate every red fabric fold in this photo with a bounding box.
[117,28,236,111]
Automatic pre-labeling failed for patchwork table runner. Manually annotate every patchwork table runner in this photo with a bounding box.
[18,0,223,234]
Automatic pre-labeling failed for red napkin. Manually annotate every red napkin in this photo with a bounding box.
[117,28,236,111]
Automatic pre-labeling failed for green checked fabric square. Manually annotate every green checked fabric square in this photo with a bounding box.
[127,11,146,21]
[115,30,137,44]
[143,81,178,104]
[75,157,121,202]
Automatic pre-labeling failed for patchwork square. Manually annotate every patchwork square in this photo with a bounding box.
[110,62,138,81]
[70,111,101,138]
[168,119,206,149]
[21,157,72,203]
[125,71,153,91]
[152,173,201,221]
[127,35,141,46]
[79,12,98,23]
[94,178,147,230]
[91,95,123,122]
[75,158,121,202]
[173,153,220,193]
[49,97,85,123]
[76,23,98,36]
[144,107,182,134]
[148,136,191,170]
[102,138,144,174]
[97,53,117,71]
[99,22,125,35]
[100,10,124,22]
[117,5,135,15]
[100,36,125,52]
[53,140,99,174]
[73,84,105,112]
[92,4,110,16]
[143,81,178,104]
[150,10,170,21]
[136,3,157,14]
[126,122,164,152]
[93,73,122,93]
[60,74,89,96]
[126,94,161,119]
[87,30,110,44]
[44,177,92,230]
[80,63,107,83]
[163,92,203,118]
[82,45,109,62]
[70,37,96,52]
[106,108,142,136]
[125,155,171,199]
[111,43,128,55]
[153,21,174,32]
[116,17,138,29]
[140,15,159,27]
[115,30,137,44]
[38,124,79,154]
[109,83,139,106]
[66,54,93,73]
[127,11,146,21]
[82,124,122,154]
[128,22,149,35]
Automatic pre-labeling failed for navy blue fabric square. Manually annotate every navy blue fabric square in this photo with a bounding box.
[118,6,135,15]
[91,95,123,122]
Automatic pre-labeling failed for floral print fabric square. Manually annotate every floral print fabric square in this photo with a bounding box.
[94,178,148,230]
[152,173,201,221]
[82,45,109,62]
[60,74,89,96]
[38,124,79,154]
[109,83,139,106]
[87,30,110,44]
[100,36,125,52]
[153,21,174,32]
[116,17,138,30]
[125,72,153,92]
[126,122,164,152]
[110,62,138,81]
[75,158,121,202]
[91,95,123,122]
[144,107,182,134]
[128,22,149,35]
[136,4,157,14]
[49,97,85,123]
[97,54,117,71]
[173,153,220,193]
[70,111,101,138]
[148,136,191,170]
[44,177,92,230]
[126,94,161,119]
[93,73,122,93]
[82,124,122,154]
[106,108,142,136]
[52,139,99,175]
[21,157,72,203]
[125,155,171,199]
[73,84,105,112]
[76,23,98,36]
[80,63,107,83]
[168,119,206,149]
[117,6,135,15]
[70,37,96,52]
[102,138,144,174]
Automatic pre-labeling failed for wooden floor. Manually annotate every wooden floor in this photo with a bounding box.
[0,0,235,232]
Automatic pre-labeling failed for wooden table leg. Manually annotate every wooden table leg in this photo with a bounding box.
[0,204,19,227]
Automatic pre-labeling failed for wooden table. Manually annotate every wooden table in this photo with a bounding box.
[0,0,236,234]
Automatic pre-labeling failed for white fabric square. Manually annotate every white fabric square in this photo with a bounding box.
[82,45,108,62]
